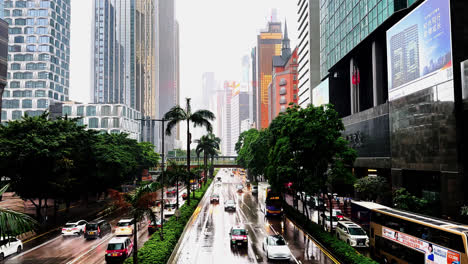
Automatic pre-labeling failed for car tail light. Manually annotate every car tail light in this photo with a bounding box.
[98,226,101,234]
[84,226,86,232]
[62,228,66,231]
[72,228,78,230]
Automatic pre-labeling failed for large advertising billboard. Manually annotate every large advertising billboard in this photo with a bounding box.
[383,227,460,264]
[312,78,329,106]
[386,0,453,101]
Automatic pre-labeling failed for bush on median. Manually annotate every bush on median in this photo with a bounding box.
[284,204,378,264]
[124,179,213,264]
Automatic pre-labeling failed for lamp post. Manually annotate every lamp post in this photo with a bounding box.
[138,117,166,240]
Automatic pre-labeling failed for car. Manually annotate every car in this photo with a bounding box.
[62,220,87,236]
[336,221,369,247]
[262,235,291,260]
[210,194,220,203]
[332,209,345,220]
[181,192,188,200]
[224,200,236,211]
[166,188,176,197]
[320,214,339,232]
[229,225,248,248]
[236,184,243,193]
[84,220,111,239]
[252,185,258,195]
[148,218,166,234]
[105,237,133,263]
[164,199,177,217]
[115,219,135,236]
[0,237,22,260]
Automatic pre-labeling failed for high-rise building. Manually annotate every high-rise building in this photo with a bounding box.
[2,0,71,121]
[215,86,224,140]
[231,82,249,154]
[269,22,298,122]
[202,72,215,109]
[250,47,257,128]
[296,0,320,107]
[222,81,236,156]
[256,16,282,129]
[0,3,7,120]
[175,20,180,141]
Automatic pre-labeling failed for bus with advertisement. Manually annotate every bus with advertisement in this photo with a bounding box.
[264,188,283,217]
[359,201,467,264]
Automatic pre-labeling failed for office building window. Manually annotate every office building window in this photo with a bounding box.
[12,110,22,120]
[37,99,47,109]
[22,99,32,108]
[88,118,98,128]
[86,106,96,116]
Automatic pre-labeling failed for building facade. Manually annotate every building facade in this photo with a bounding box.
[297,0,320,107]
[316,0,468,216]
[2,0,71,121]
[256,18,282,129]
[231,83,249,154]
[222,81,235,156]
[0,13,8,120]
[250,47,257,127]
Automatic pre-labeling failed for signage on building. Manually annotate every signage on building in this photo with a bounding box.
[386,0,453,101]
[382,227,460,264]
[312,78,329,106]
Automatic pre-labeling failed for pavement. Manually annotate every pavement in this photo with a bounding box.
[170,169,338,264]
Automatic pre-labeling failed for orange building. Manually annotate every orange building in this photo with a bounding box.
[268,22,299,122]
[256,20,283,129]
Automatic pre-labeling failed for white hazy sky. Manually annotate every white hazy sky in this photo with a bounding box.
[70,0,298,105]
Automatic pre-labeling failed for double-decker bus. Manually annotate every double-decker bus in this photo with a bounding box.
[354,201,467,264]
[265,188,283,216]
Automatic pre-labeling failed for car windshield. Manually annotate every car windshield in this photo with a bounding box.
[117,222,131,227]
[86,224,98,230]
[211,194,219,198]
[348,227,366,236]
[271,236,286,246]
[64,224,76,228]
[107,243,124,250]
[226,200,235,205]
[232,229,246,235]
[165,204,176,209]
[333,210,343,215]
[325,216,339,222]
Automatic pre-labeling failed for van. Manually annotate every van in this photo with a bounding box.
[84,220,111,239]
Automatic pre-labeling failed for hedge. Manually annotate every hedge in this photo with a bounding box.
[124,179,213,264]
[284,204,378,264]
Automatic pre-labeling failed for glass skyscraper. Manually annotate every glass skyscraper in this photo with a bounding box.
[2,0,71,121]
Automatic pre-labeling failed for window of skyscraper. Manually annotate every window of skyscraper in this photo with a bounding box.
[35,90,46,97]
[15,1,27,8]
[88,118,98,128]
[14,19,26,25]
[37,99,48,109]
[86,106,96,116]
[14,36,24,43]
[22,99,32,108]
[12,110,22,120]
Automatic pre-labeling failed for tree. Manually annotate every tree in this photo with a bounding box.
[393,188,429,214]
[354,176,388,202]
[235,129,269,183]
[0,184,37,239]
[195,133,220,185]
[163,98,215,205]
[165,160,187,209]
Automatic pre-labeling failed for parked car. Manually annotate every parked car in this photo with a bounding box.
[262,235,291,260]
[224,200,236,211]
[182,192,188,200]
[115,218,135,236]
[84,220,111,239]
[166,188,176,196]
[320,214,339,232]
[62,220,87,236]
[105,237,133,263]
[252,185,258,195]
[229,225,248,248]
[148,218,166,234]
[164,199,177,217]
[210,194,220,203]
[332,209,345,220]
[336,221,369,247]
[0,237,22,260]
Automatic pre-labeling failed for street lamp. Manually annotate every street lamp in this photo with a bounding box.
[138,117,166,240]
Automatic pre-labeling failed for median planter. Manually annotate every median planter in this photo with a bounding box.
[124,179,212,264]
[283,204,378,264]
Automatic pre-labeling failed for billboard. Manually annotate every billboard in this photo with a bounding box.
[312,78,329,106]
[386,0,453,101]
[383,227,460,264]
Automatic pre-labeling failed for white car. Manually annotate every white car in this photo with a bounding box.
[61,220,87,236]
[336,221,369,247]
[115,219,135,236]
[0,237,23,260]
[321,214,339,232]
[164,200,177,217]
[262,235,291,260]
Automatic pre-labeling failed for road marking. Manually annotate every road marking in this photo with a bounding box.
[22,227,60,244]
[65,234,113,264]
[10,235,62,259]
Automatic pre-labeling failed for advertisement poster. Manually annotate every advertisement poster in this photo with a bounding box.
[312,78,329,106]
[382,227,460,264]
[386,0,453,101]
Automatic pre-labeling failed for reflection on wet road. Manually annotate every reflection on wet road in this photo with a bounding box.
[172,169,337,264]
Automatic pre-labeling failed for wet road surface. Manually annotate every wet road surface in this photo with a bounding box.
[171,169,338,264]
[4,187,187,264]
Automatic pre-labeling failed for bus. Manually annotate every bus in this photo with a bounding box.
[354,201,467,264]
[265,188,283,216]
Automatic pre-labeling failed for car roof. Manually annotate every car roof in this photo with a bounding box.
[118,219,134,222]
[65,220,84,225]
[109,237,129,244]
[232,225,246,230]
[341,221,362,227]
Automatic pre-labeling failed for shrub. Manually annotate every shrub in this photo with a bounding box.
[124,179,213,264]
[284,204,378,264]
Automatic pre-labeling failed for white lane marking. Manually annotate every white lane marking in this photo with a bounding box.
[65,234,113,264]
[10,235,62,259]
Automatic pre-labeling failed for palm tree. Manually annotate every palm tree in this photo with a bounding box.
[0,184,37,240]
[164,98,215,205]
[195,133,220,185]
[165,160,187,209]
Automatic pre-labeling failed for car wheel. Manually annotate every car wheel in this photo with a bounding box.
[347,240,350,245]
[17,246,22,254]
[266,252,269,260]
[0,253,4,260]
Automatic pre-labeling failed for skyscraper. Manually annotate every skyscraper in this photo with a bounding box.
[2,0,71,121]
[175,20,180,141]
[0,0,8,119]
[202,72,215,108]
[256,16,282,129]
[250,47,257,127]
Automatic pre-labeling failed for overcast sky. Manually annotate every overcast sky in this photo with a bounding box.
[69,0,298,148]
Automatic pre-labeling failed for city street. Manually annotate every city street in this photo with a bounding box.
[4,187,187,264]
[171,169,337,264]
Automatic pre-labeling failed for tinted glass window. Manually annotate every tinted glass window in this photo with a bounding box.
[86,223,98,230]
[117,222,131,227]
[349,227,366,236]
[232,229,246,235]
[107,243,124,250]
